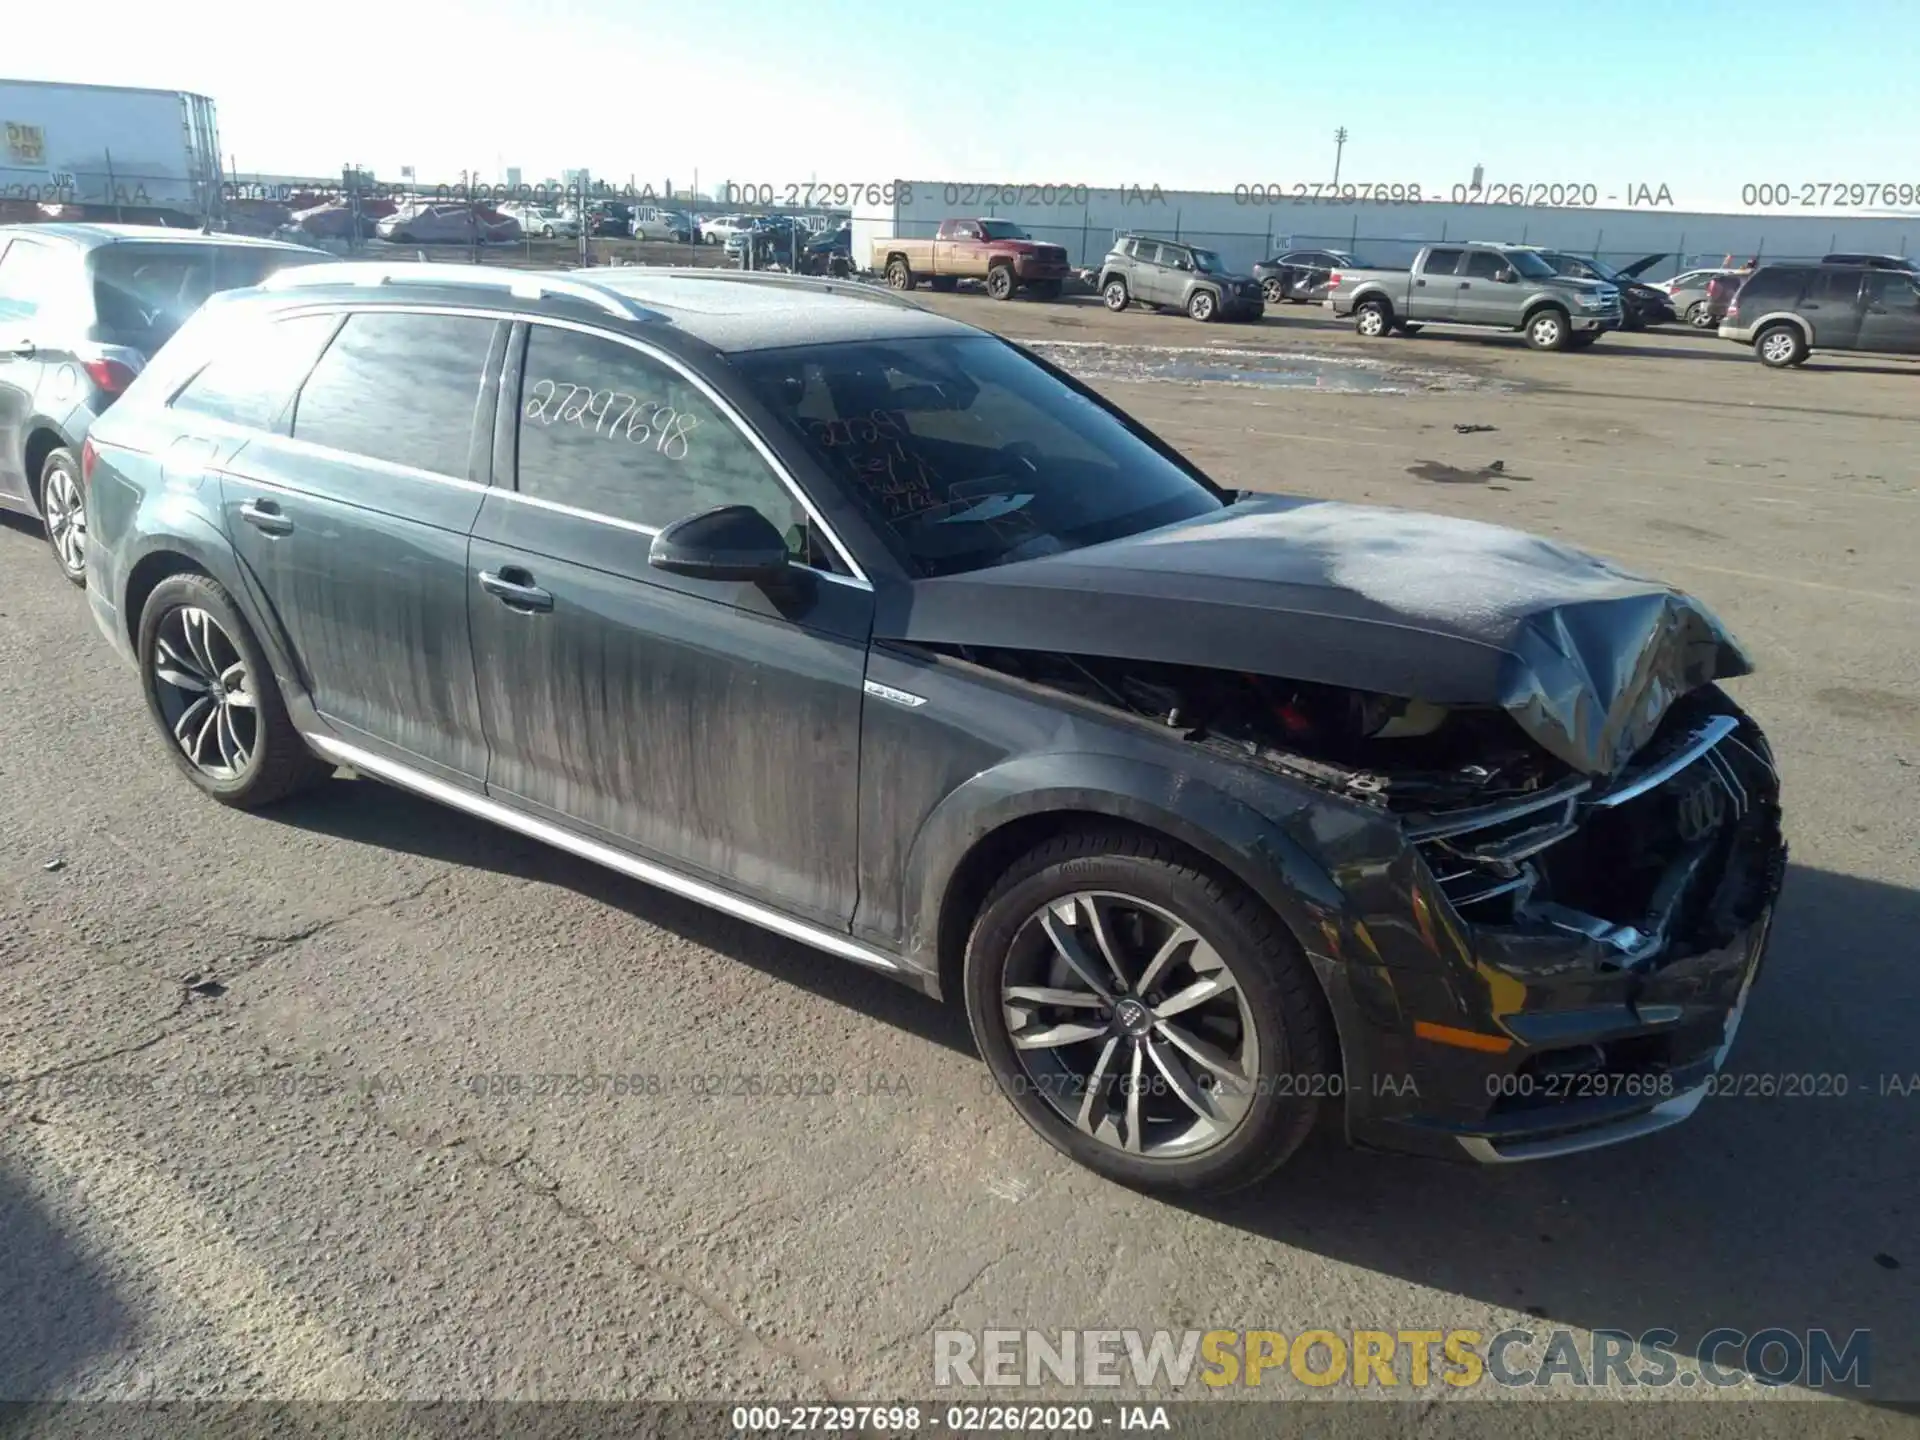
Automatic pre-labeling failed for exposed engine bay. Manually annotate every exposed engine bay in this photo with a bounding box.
[933,645,1784,970]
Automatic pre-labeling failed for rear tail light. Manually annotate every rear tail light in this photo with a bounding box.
[82,358,139,395]
[80,437,98,486]
[1329,271,1343,289]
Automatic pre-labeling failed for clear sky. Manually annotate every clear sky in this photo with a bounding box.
[9,0,1919,211]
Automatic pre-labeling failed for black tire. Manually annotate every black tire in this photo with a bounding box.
[963,827,1334,1196]
[1525,306,1571,351]
[1103,277,1129,312]
[1186,288,1218,322]
[1029,279,1063,301]
[885,257,913,290]
[38,446,86,588]
[929,276,959,293]
[1354,299,1393,337]
[1755,323,1808,368]
[136,573,331,808]
[986,264,1016,301]
[1396,322,1424,337]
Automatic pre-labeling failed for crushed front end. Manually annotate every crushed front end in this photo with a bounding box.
[1329,685,1786,1162]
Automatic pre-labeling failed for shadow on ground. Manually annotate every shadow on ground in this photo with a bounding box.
[0,1160,134,1397]
[268,776,1917,1400]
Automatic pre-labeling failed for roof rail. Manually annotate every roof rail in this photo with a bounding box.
[607,267,927,312]
[258,262,663,321]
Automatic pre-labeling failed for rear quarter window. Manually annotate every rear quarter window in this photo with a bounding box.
[171,311,343,432]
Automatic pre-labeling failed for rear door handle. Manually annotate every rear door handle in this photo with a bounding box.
[238,498,293,536]
[478,568,553,612]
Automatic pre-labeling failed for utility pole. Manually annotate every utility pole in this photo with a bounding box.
[1332,127,1349,187]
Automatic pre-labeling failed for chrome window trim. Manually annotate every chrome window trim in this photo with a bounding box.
[166,300,873,590]
[303,734,903,975]
[517,313,872,586]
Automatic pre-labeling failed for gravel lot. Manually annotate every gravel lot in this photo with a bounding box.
[1,293,1915,1420]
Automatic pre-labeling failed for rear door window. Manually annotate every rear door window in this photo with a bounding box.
[1422,248,1466,275]
[171,311,342,432]
[290,311,499,477]
[1811,270,1862,303]
[0,238,71,324]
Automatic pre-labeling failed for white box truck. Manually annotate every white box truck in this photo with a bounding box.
[1,78,224,221]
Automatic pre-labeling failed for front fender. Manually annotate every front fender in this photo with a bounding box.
[898,749,1349,974]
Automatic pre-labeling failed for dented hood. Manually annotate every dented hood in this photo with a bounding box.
[886,496,1751,776]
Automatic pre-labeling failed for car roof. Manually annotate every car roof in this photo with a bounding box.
[250,264,971,353]
[0,222,321,252]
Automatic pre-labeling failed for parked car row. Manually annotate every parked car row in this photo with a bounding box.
[4,254,1785,1196]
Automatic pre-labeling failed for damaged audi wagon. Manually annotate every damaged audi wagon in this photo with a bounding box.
[80,264,1784,1194]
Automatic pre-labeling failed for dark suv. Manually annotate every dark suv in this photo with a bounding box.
[1097,237,1265,321]
[83,263,1783,1193]
[1719,262,1920,366]
[0,224,326,583]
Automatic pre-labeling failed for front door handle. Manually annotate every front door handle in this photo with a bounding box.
[478,567,553,612]
[238,498,294,536]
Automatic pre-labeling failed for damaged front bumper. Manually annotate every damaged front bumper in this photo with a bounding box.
[1319,693,1786,1164]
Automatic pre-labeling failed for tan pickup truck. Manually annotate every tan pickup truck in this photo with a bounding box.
[871,217,1074,300]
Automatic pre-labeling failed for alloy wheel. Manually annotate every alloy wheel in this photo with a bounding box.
[1190,292,1215,321]
[150,607,258,780]
[43,465,86,578]
[1262,277,1285,304]
[1000,891,1261,1159]
[1761,330,1798,364]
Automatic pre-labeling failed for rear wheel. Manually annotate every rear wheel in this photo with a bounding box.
[1686,299,1710,327]
[964,828,1334,1196]
[137,574,332,808]
[885,257,914,290]
[986,264,1016,301]
[39,447,86,587]
[1354,299,1392,337]
[1525,307,1570,351]
[1103,278,1130,312]
[1756,323,1808,368]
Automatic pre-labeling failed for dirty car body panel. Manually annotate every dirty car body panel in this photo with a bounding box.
[82,267,1784,1174]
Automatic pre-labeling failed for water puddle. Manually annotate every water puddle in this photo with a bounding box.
[1027,340,1502,394]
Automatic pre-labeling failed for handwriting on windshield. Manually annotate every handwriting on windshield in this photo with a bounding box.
[806,410,938,519]
[525,378,699,460]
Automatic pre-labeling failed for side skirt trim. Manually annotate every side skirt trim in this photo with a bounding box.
[302,733,904,975]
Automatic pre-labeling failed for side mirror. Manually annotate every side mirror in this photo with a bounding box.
[649,505,791,584]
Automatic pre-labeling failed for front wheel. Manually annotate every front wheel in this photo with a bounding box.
[40,446,86,587]
[137,574,332,808]
[986,264,1016,301]
[1261,276,1286,305]
[1525,308,1570,350]
[963,829,1334,1196]
[1756,323,1808,368]
[1103,278,1130,312]
[1187,289,1217,322]
[1354,300,1392,337]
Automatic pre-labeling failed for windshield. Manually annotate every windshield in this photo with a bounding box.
[978,220,1030,241]
[1190,249,1226,273]
[90,246,323,349]
[735,335,1224,578]
[1505,250,1557,279]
